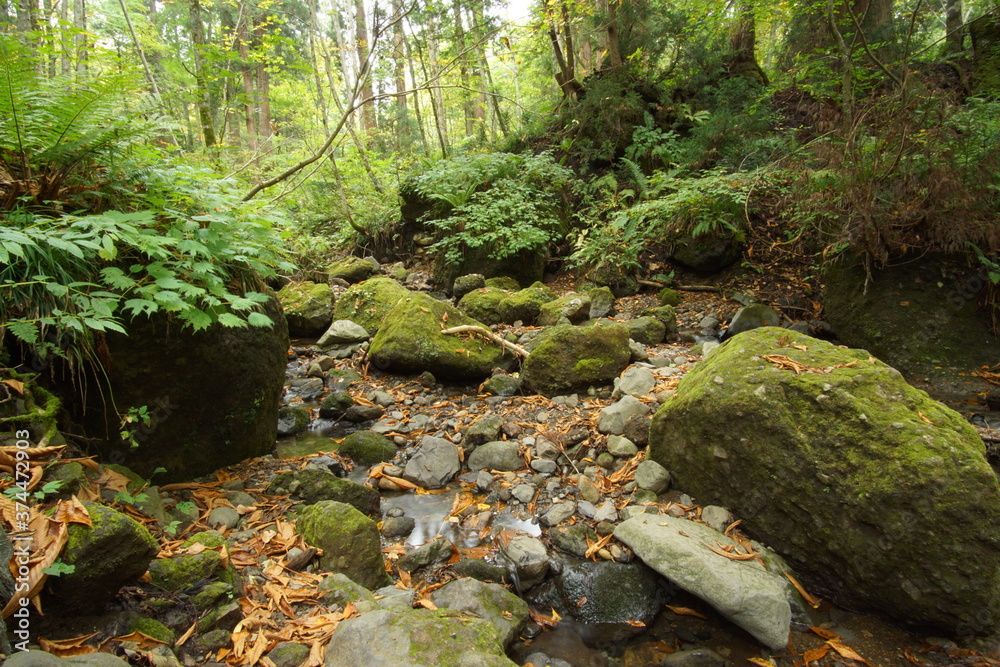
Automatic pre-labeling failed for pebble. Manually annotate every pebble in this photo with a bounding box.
[208,507,240,530]
[512,484,536,504]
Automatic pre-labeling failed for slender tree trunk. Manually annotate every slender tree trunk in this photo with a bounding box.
[392,0,408,150]
[257,61,271,140]
[452,0,474,136]
[547,0,582,98]
[74,0,87,73]
[354,0,376,134]
[189,0,217,147]
[59,0,70,74]
[405,36,431,155]
[237,15,258,151]
[119,0,163,99]
[944,0,964,53]
[603,0,622,68]
[416,27,448,158]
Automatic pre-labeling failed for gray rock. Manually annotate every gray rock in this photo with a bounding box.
[476,469,494,492]
[339,431,397,465]
[480,374,521,397]
[375,584,415,609]
[380,516,415,538]
[317,320,370,347]
[225,491,257,508]
[540,502,576,527]
[523,654,572,667]
[430,577,530,647]
[500,534,549,589]
[530,458,557,474]
[629,339,649,362]
[625,316,666,346]
[370,390,395,406]
[606,435,638,458]
[402,436,461,489]
[634,460,670,494]
[342,404,385,422]
[207,507,240,530]
[526,560,667,625]
[615,514,791,649]
[467,440,523,472]
[576,500,596,519]
[592,500,618,523]
[588,286,616,319]
[701,505,732,532]
[4,652,133,667]
[461,415,505,452]
[268,469,380,517]
[267,642,311,667]
[277,405,310,437]
[612,367,656,399]
[725,304,780,338]
[324,607,515,667]
[538,294,591,327]
[785,321,811,335]
[577,475,601,504]
[396,537,455,573]
[596,396,649,435]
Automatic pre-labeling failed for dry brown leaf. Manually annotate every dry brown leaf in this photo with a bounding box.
[827,640,871,665]
[665,605,708,620]
[177,622,198,646]
[809,626,842,640]
[415,598,438,610]
[803,646,830,663]
[747,659,776,667]
[918,411,934,425]
[38,632,99,656]
[700,541,759,561]
[784,572,822,608]
[54,496,92,527]
[2,379,25,394]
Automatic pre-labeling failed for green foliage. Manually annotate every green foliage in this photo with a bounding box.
[43,559,76,577]
[3,480,64,502]
[0,35,161,213]
[119,405,151,449]
[413,152,575,268]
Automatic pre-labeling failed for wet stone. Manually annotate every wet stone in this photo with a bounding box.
[635,460,671,494]
[606,435,638,458]
[541,502,576,527]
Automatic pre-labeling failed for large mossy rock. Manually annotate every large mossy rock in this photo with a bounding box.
[48,502,158,612]
[369,293,506,380]
[324,607,516,667]
[277,281,334,337]
[72,294,287,482]
[823,256,1000,374]
[521,322,631,396]
[670,231,743,274]
[328,256,377,284]
[457,287,510,326]
[648,327,1000,634]
[331,277,411,335]
[296,501,391,590]
[148,531,239,592]
[268,469,381,517]
[498,282,557,325]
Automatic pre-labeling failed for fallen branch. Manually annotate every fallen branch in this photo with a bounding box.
[674,285,724,293]
[440,325,528,358]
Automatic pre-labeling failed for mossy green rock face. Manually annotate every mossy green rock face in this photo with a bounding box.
[640,305,679,335]
[658,288,681,307]
[277,281,334,337]
[457,287,510,326]
[328,256,377,284]
[521,322,631,397]
[485,276,520,291]
[369,293,506,380]
[331,277,411,335]
[296,501,390,590]
[268,469,380,517]
[625,316,666,346]
[50,502,158,611]
[648,327,1000,634]
[823,256,1000,374]
[538,293,591,327]
[324,607,516,667]
[339,431,397,465]
[69,294,287,482]
[498,282,557,324]
[148,531,235,592]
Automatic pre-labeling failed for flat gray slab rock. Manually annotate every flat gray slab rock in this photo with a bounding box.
[403,436,461,489]
[615,514,791,649]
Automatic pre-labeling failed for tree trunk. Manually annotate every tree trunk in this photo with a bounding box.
[971,11,1000,95]
[546,0,582,98]
[309,0,330,132]
[257,61,271,140]
[189,0,216,147]
[392,0,408,150]
[405,36,431,155]
[354,0,376,134]
[452,0,475,137]
[59,0,70,74]
[237,14,258,151]
[422,15,449,157]
[727,1,768,84]
[74,0,87,73]
[944,0,965,54]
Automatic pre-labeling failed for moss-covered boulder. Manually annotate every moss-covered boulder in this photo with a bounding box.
[521,322,631,397]
[324,607,516,667]
[268,469,380,517]
[537,293,591,327]
[457,287,510,326]
[498,282,557,324]
[49,502,158,611]
[277,405,310,437]
[339,431,397,466]
[148,531,239,592]
[331,277,411,335]
[296,501,390,589]
[648,327,1000,634]
[369,293,507,380]
[433,246,545,292]
[277,281,334,337]
[452,273,486,300]
[658,287,682,307]
[823,256,1000,374]
[68,294,287,482]
[625,316,666,346]
[641,305,679,336]
[670,231,743,274]
[486,276,520,291]
[328,256,377,284]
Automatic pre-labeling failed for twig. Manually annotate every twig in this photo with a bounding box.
[440,325,528,358]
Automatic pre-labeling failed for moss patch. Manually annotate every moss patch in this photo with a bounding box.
[521,321,631,396]
[331,277,411,335]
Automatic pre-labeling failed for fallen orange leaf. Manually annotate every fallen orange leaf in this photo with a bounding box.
[827,640,871,665]
[666,605,707,620]
[803,646,830,663]
[112,630,167,648]
[810,626,841,640]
